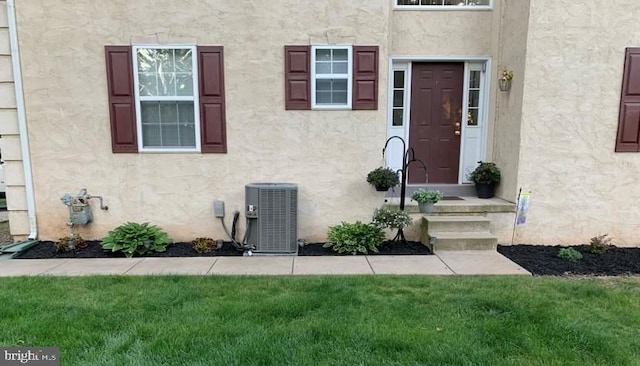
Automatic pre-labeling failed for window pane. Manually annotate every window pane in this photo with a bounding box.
[393,109,404,126]
[333,79,348,91]
[161,125,179,146]
[394,71,405,89]
[316,62,331,74]
[316,91,331,104]
[316,49,331,61]
[333,91,347,104]
[142,125,161,147]
[174,49,192,72]
[333,61,348,74]
[140,102,160,123]
[177,102,195,123]
[316,79,331,92]
[333,49,348,61]
[157,73,176,96]
[138,73,157,96]
[137,49,158,72]
[179,124,196,147]
[470,71,480,89]
[156,49,175,73]
[393,90,404,108]
[175,73,193,96]
[159,102,178,124]
[467,109,479,126]
[469,90,479,107]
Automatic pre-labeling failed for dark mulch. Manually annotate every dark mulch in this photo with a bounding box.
[16,240,431,259]
[498,244,640,276]
[298,241,431,256]
[16,241,244,259]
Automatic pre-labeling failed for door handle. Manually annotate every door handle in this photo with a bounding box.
[455,122,461,127]
[454,130,461,136]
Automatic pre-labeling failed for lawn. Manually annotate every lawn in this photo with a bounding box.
[0,276,639,365]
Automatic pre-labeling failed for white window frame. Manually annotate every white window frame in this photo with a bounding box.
[394,0,492,11]
[311,45,353,110]
[132,45,201,153]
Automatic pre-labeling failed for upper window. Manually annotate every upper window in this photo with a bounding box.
[311,46,352,109]
[396,0,491,9]
[133,46,200,151]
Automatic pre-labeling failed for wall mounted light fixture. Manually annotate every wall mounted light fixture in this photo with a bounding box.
[499,69,513,92]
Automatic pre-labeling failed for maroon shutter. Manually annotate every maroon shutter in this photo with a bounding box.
[284,46,311,110]
[198,46,227,153]
[352,46,378,110]
[105,46,138,153]
[616,48,640,152]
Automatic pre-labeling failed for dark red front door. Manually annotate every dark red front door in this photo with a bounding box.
[408,62,464,184]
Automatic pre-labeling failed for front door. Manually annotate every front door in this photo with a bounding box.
[408,63,464,184]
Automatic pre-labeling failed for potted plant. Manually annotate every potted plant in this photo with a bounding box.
[372,207,413,230]
[467,161,501,199]
[366,167,399,192]
[411,189,443,213]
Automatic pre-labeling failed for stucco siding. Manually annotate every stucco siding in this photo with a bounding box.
[391,10,493,56]
[15,0,391,241]
[516,0,640,245]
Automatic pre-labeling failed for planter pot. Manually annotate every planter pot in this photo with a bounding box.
[475,182,496,199]
[375,185,390,192]
[418,202,435,213]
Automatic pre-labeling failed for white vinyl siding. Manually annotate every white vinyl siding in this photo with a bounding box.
[133,46,201,152]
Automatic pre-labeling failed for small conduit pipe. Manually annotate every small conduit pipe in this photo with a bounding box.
[7,0,38,240]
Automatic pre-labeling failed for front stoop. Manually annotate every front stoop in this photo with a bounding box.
[421,215,498,252]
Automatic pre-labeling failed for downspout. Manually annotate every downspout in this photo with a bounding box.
[7,0,37,240]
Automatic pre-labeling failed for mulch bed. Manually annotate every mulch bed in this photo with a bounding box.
[498,244,640,276]
[15,240,431,259]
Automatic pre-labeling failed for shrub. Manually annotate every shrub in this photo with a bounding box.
[102,222,171,258]
[411,189,443,203]
[467,161,501,184]
[557,247,583,261]
[54,235,87,252]
[366,167,399,190]
[192,237,219,254]
[324,221,385,255]
[373,207,413,229]
[587,233,612,255]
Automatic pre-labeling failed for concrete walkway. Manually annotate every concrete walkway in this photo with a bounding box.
[0,251,530,276]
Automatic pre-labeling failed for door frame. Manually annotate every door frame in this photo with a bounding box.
[386,56,492,184]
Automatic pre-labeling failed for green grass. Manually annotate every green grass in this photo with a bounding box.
[0,276,639,365]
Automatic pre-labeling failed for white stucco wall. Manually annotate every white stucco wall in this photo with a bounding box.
[15,0,392,241]
[516,0,640,245]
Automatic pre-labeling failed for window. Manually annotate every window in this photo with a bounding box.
[396,0,491,9]
[392,70,406,126]
[311,46,352,109]
[467,70,480,126]
[133,46,199,151]
[105,45,227,154]
[284,45,378,111]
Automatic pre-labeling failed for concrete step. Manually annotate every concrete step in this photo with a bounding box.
[425,232,498,252]
[423,215,491,233]
[385,196,516,214]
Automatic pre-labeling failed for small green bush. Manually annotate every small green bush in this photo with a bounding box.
[324,221,385,255]
[411,189,443,203]
[366,167,399,190]
[373,207,413,229]
[192,237,219,254]
[54,235,87,252]
[587,233,612,255]
[467,161,501,184]
[557,247,583,261]
[102,222,171,258]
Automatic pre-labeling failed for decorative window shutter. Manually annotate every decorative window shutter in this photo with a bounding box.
[352,46,379,110]
[616,48,640,152]
[105,46,138,153]
[198,46,227,153]
[284,46,311,110]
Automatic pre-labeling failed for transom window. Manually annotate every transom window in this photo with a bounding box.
[396,0,491,8]
[133,46,200,151]
[311,46,352,109]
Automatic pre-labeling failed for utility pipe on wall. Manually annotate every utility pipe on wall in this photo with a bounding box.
[7,0,37,240]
